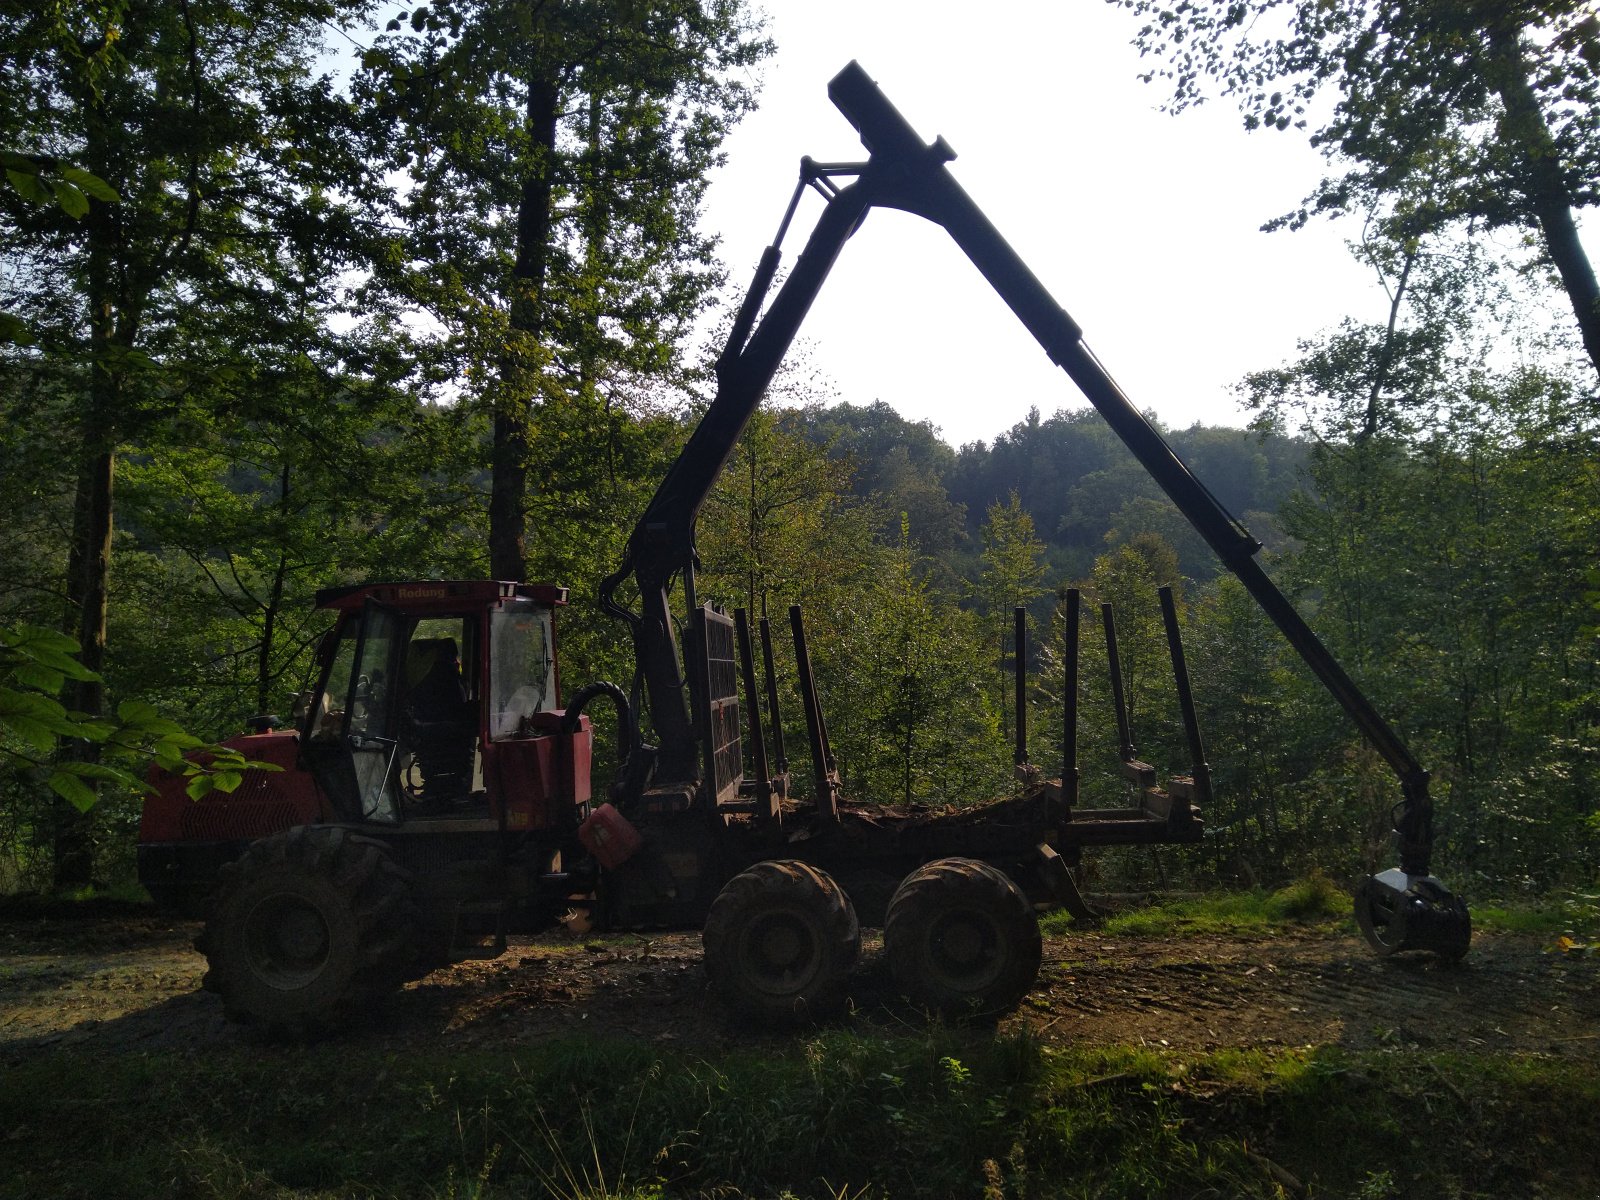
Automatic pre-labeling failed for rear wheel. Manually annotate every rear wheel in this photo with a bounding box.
[884,858,1041,1020]
[702,860,860,1024]
[199,826,419,1035]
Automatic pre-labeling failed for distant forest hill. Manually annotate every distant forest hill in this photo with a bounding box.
[793,401,1307,584]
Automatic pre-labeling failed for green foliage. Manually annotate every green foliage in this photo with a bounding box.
[0,152,117,220]
[0,0,1593,909]
[975,491,1047,746]
[817,526,1008,806]
[977,492,1047,618]
[0,152,118,347]
[1264,371,1600,885]
[1115,0,1600,374]
[358,0,772,578]
[694,406,1011,808]
[1044,875,1349,939]
[0,622,268,813]
[945,407,1304,583]
[698,408,876,621]
[797,400,969,578]
[2,0,401,884]
[1050,535,1186,813]
[1472,890,1600,942]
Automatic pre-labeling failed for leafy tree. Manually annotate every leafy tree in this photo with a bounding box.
[954,408,1114,567]
[797,401,969,575]
[361,0,771,580]
[1270,373,1600,884]
[1059,457,1165,563]
[0,621,270,890]
[1237,217,1600,885]
[0,152,118,348]
[1182,575,1301,881]
[116,390,480,728]
[1038,535,1188,881]
[950,405,1305,580]
[1087,534,1183,745]
[820,525,1007,807]
[527,384,705,727]
[1,0,384,883]
[1,623,260,805]
[1115,0,1600,379]
[1102,494,1213,575]
[697,408,876,621]
[974,492,1047,743]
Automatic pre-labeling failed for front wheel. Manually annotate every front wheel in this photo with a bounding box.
[702,860,860,1025]
[198,826,419,1036]
[884,858,1041,1020]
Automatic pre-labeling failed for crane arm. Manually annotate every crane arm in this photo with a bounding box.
[824,62,1439,871]
[603,61,1438,886]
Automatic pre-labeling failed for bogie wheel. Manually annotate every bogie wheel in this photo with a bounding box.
[884,858,1041,1020]
[197,826,419,1036]
[702,860,860,1025]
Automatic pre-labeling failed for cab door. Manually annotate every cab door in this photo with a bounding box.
[342,599,407,823]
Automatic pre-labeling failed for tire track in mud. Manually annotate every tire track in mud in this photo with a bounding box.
[3,916,1596,1061]
[1026,930,1600,1055]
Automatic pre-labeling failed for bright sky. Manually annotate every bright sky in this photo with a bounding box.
[702,1,1386,447]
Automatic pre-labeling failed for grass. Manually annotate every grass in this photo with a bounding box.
[1041,870,1351,939]
[1039,875,1600,956]
[3,1030,1597,1199]
[1471,890,1600,944]
[4,877,1597,1197]
[0,881,156,917]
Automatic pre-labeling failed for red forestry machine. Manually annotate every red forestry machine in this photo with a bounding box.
[139,63,1470,1034]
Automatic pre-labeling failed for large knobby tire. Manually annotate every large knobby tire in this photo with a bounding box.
[197,826,419,1036]
[884,858,1041,1021]
[702,860,860,1025]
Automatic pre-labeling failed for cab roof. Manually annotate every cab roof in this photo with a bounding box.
[313,580,568,613]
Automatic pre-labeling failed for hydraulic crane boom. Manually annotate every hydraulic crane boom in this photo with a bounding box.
[600,61,1468,958]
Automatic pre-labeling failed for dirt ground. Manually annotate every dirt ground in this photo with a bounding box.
[2,913,1596,1061]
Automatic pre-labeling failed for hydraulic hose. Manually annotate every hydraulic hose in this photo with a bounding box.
[560,681,638,752]
[560,681,654,806]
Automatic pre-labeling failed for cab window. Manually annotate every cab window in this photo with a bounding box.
[308,620,360,743]
[489,602,556,740]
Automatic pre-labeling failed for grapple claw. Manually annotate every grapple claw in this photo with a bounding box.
[1354,868,1471,961]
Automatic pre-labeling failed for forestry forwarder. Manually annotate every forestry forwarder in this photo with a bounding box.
[138,62,1470,1035]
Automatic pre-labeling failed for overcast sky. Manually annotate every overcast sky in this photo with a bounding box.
[700,1,1387,447]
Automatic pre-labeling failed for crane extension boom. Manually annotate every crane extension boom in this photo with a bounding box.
[599,61,1469,959]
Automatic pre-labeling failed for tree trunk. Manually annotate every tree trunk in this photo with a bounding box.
[53,193,121,890]
[488,75,561,582]
[252,465,295,713]
[1488,22,1600,381]
[56,448,113,887]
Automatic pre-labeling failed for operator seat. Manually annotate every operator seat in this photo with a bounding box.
[403,637,476,804]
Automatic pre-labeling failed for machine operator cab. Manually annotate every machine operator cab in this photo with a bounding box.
[301,581,590,830]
